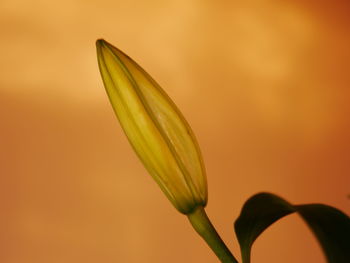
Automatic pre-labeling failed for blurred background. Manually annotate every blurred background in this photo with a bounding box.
[1,0,349,262]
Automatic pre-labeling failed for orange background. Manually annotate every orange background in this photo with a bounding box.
[1,0,349,262]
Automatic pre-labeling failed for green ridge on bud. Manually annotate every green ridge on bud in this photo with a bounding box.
[96,39,207,214]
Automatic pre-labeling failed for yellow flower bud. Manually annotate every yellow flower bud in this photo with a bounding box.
[96,39,207,214]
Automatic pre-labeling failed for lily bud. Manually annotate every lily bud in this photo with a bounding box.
[96,39,207,214]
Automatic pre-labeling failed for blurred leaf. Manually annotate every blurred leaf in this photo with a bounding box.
[234,193,350,263]
[234,193,295,263]
[295,204,350,263]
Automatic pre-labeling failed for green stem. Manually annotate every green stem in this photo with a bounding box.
[187,206,238,263]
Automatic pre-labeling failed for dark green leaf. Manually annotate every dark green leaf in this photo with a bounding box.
[296,204,350,263]
[234,193,295,263]
[234,192,350,263]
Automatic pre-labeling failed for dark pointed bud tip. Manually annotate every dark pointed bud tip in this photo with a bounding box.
[96,39,106,46]
[96,39,116,54]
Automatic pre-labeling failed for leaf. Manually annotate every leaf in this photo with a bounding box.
[234,193,350,263]
[295,204,350,263]
[234,193,295,263]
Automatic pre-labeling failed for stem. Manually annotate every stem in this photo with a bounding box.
[187,206,238,263]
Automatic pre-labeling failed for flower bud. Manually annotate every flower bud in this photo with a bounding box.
[96,39,207,214]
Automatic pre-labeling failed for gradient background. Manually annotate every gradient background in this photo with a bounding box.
[1,0,349,262]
